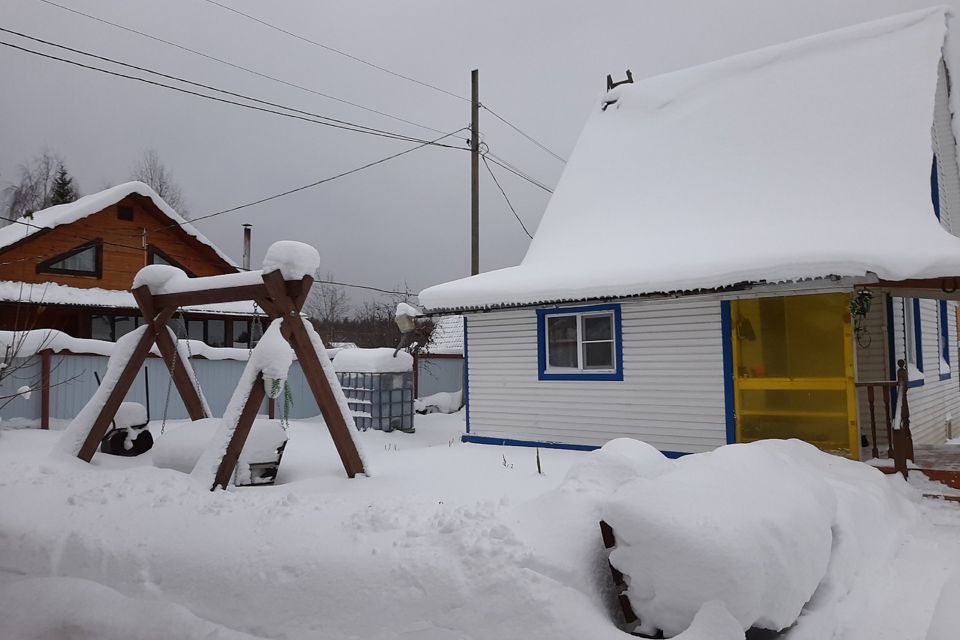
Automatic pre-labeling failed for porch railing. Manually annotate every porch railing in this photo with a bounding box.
[855,360,914,478]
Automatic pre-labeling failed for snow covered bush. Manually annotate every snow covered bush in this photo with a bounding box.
[600,439,918,637]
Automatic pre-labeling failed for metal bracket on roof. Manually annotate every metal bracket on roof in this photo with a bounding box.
[602,70,634,111]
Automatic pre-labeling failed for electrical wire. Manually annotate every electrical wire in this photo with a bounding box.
[484,152,554,194]
[481,155,533,239]
[196,0,469,103]
[157,127,468,227]
[0,28,464,147]
[32,0,460,138]
[481,104,566,163]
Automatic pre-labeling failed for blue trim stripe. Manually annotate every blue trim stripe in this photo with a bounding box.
[460,433,690,458]
[932,155,942,220]
[940,300,951,380]
[720,301,737,444]
[463,316,470,434]
[912,298,924,375]
[536,303,624,381]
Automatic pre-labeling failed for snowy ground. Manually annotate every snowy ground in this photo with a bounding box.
[1,413,959,639]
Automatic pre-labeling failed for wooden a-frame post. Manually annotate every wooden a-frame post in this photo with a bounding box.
[76,271,366,488]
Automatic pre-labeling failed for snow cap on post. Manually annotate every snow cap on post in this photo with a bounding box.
[261,241,321,280]
[132,264,187,292]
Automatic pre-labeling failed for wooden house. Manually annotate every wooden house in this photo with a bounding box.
[0,182,262,347]
[419,9,960,460]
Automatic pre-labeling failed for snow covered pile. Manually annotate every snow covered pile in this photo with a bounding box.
[153,417,286,478]
[414,389,462,414]
[112,402,147,429]
[600,439,918,637]
[190,320,294,486]
[333,347,413,373]
[262,240,321,280]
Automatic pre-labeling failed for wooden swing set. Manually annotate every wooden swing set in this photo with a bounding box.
[74,269,365,489]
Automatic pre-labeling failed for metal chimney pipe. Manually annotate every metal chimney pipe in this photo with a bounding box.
[242,224,252,270]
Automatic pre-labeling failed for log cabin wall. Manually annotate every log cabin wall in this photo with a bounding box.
[0,193,235,290]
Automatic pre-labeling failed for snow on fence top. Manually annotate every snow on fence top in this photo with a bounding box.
[0,329,255,361]
[333,347,413,373]
[0,280,261,317]
[0,182,237,268]
[133,241,320,295]
[419,8,960,311]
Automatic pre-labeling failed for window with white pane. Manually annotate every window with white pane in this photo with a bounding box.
[537,304,623,380]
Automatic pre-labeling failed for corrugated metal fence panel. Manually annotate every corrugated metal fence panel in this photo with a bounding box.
[418,357,464,397]
[465,297,727,452]
[0,357,42,420]
[0,355,321,424]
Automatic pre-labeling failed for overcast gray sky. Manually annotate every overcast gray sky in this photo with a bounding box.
[0,0,951,306]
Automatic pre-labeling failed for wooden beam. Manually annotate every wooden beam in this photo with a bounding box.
[40,349,51,430]
[77,325,158,461]
[132,286,207,421]
[262,271,365,477]
[151,279,307,310]
[863,278,960,301]
[211,372,267,491]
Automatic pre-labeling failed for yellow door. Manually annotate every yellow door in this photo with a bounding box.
[731,293,858,459]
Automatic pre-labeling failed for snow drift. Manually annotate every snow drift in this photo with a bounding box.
[601,439,917,636]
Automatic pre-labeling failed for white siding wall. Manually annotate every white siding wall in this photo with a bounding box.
[465,297,727,452]
[888,296,960,444]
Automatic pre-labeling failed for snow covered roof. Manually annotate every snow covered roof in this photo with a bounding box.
[419,8,960,312]
[0,280,263,317]
[422,315,463,355]
[0,182,238,268]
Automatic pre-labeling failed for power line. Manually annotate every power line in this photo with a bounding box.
[197,0,469,103]
[484,152,554,193]
[481,104,566,163]
[316,279,416,297]
[32,0,459,139]
[0,28,464,147]
[481,155,533,239]
[176,128,468,226]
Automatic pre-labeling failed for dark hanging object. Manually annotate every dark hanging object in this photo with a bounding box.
[602,70,634,111]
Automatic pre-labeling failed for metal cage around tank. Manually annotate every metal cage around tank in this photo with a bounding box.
[336,370,415,432]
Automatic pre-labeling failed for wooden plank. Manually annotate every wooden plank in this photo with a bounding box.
[132,285,207,421]
[77,325,158,461]
[211,373,267,491]
[262,271,365,478]
[152,279,307,309]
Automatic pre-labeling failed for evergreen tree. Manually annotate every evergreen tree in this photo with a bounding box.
[49,162,78,206]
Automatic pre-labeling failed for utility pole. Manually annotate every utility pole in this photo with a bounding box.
[471,68,480,276]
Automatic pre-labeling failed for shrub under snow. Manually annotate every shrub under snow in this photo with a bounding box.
[601,439,918,637]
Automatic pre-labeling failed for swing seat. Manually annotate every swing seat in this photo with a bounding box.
[99,402,154,457]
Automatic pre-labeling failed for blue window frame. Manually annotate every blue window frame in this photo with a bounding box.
[940,300,951,380]
[932,155,942,220]
[536,303,623,381]
[903,297,924,388]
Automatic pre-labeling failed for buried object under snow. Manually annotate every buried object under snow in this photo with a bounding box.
[99,402,153,457]
[153,418,288,486]
[597,438,916,637]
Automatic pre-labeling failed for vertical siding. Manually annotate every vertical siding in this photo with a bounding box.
[933,58,960,236]
[465,297,727,452]
[888,296,960,444]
